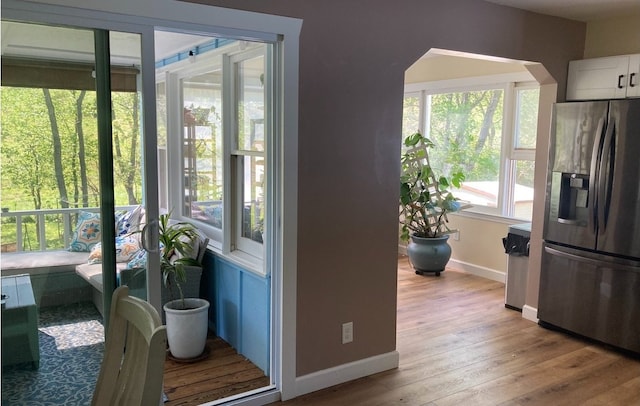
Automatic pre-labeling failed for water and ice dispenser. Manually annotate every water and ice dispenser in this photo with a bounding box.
[556,172,589,226]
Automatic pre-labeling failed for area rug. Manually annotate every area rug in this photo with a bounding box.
[1,302,104,406]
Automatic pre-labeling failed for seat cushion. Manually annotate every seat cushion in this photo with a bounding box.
[75,263,128,292]
[1,251,90,275]
[75,263,104,291]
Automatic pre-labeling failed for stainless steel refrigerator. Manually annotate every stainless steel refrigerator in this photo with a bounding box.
[540,99,640,354]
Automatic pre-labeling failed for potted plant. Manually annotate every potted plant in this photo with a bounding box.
[157,213,210,360]
[400,131,465,276]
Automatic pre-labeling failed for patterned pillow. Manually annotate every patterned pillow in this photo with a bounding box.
[69,206,144,252]
[115,205,143,236]
[126,248,148,269]
[88,236,141,264]
[126,243,164,270]
[68,211,101,252]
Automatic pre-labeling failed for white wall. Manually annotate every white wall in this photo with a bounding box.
[405,54,527,84]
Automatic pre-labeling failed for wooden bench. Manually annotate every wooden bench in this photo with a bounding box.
[1,274,40,369]
[75,263,203,319]
[75,237,208,318]
[0,251,92,307]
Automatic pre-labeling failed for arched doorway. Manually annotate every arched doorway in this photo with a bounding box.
[399,48,557,320]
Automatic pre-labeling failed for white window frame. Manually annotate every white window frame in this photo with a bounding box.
[505,83,539,218]
[228,47,268,260]
[404,72,539,220]
[160,40,270,271]
[161,46,227,247]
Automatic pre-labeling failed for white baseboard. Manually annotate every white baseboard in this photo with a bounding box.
[447,258,505,283]
[399,247,505,284]
[522,305,539,323]
[294,351,399,398]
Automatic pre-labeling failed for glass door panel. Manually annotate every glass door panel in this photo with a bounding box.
[106,30,149,305]
[0,20,151,314]
[1,21,105,252]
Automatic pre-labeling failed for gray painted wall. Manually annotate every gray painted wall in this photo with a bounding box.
[189,0,585,377]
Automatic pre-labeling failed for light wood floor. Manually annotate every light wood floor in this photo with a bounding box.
[274,255,640,405]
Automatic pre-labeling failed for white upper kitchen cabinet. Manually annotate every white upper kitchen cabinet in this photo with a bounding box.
[567,54,640,100]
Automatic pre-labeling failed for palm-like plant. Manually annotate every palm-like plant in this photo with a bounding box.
[157,213,201,307]
[400,131,465,240]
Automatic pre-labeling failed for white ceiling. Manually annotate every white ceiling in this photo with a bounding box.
[485,0,640,22]
[1,21,225,65]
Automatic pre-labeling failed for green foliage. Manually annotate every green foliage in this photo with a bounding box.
[157,213,201,306]
[0,215,67,251]
[400,131,465,240]
[428,89,503,182]
[1,87,142,213]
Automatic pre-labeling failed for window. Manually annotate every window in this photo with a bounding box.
[403,79,539,220]
[230,50,266,257]
[157,33,273,267]
[181,68,224,232]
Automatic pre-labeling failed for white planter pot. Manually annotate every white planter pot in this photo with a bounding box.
[163,298,210,359]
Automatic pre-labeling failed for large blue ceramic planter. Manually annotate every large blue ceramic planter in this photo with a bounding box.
[407,234,451,276]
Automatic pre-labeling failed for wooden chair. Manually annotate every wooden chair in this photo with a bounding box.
[92,286,167,406]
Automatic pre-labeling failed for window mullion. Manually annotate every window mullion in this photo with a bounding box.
[504,159,516,218]
[421,91,430,139]
[498,82,515,216]
[264,43,277,276]
[222,53,234,253]
[166,71,183,215]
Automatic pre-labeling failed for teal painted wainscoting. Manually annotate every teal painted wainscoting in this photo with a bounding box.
[201,253,270,373]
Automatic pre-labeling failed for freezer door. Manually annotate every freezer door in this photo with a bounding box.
[596,99,640,259]
[539,242,640,354]
[543,101,608,249]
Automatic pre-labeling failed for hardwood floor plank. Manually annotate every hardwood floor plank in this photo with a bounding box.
[164,349,239,376]
[582,375,640,405]
[166,358,260,387]
[506,355,640,405]
[163,336,270,405]
[433,347,615,405]
[166,365,267,400]
[273,257,640,405]
[162,257,639,406]
[166,377,270,406]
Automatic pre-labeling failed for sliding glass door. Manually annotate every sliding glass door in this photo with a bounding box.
[2,1,296,402]
[0,20,157,320]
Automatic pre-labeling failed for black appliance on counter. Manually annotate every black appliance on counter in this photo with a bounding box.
[540,99,640,354]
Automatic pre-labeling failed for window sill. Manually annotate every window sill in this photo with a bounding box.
[205,242,265,277]
[450,209,531,225]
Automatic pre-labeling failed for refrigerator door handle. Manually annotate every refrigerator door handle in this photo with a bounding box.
[589,117,606,233]
[598,120,616,232]
[544,245,640,272]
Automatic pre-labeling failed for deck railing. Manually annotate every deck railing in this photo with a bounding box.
[0,206,138,253]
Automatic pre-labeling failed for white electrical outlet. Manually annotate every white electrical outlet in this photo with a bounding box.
[453,230,460,241]
[342,322,353,344]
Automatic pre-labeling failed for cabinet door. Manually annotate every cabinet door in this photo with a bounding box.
[627,54,640,98]
[566,56,629,100]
